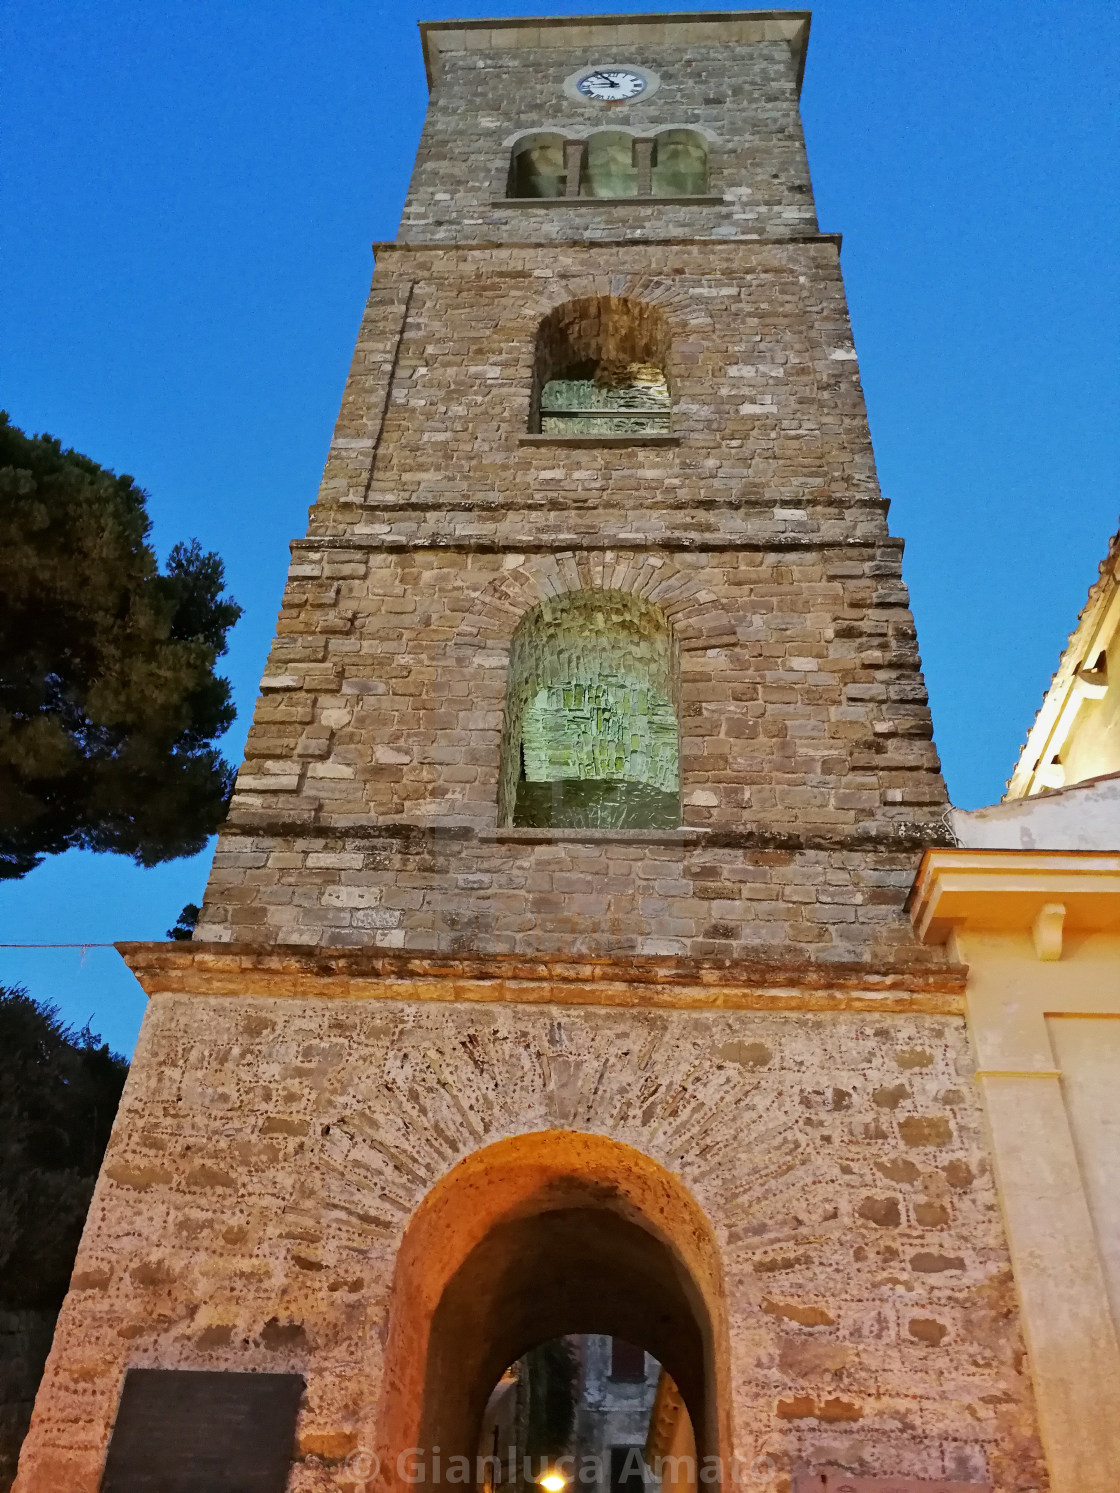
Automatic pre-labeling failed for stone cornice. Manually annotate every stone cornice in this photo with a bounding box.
[909,847,1120,954]
[419,11,813,95]
[118,942,964,1014]
[374,232,841,255]
[212,819,950,854]
[289,535,904,555]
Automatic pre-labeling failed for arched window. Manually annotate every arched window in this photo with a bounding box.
[506,129,710,201]
[581,130,638,197]
[509,133,568,198]
[532,295,672,436]
[651,130,708,196]
[499,590,681,831]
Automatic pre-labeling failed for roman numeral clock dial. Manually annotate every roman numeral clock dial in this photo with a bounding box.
[576,68,647,101]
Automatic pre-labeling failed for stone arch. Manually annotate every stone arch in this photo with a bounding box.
[501,124,720,149]
[531,295,673,435]
[497,589,681,829]
[372,1131,733,1493]
[531,274,706,344]
[454,556,737,662]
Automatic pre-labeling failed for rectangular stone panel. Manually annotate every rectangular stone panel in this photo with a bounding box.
[100,1368,304,1493]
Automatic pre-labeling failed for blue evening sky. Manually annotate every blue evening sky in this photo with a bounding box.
[2,1,1117,1054]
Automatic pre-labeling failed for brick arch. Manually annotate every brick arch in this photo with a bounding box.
[371,1130,733,1493]
[530,276,706,334]
[455,557,736,655]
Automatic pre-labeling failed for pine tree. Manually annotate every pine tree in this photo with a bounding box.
[0,986,128,1310]
[0,412,242,877]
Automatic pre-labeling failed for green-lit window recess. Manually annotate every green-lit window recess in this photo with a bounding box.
[650,130,708,196]
[500,591,681,832]
[509,134,567,198]
[506,129,708,201]
[580,131,638,198]
[532,295,672,437]
[539,362,671,436]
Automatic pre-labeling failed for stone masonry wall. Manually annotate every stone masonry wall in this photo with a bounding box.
[195,833,942,963]
[194,237,947,956]
[313,241,880,516]
[13,22,1047,1493]
[17,992,1045,1493]
[399,40,817,244]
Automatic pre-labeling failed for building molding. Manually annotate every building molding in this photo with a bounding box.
[118,941,966,1014]
[1007,526,1120,799]
[419,11,813,96]
[288,534,905,555]
[372,232,842,255]
[908,847,1120,952]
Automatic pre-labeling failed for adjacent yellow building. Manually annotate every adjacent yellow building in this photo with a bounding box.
[910,524,1120,1492]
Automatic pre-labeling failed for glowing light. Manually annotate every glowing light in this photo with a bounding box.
[539,1472,568,1492]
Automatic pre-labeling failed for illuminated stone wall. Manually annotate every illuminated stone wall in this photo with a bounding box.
[398,26,817,243]
[16,982,1046,1492]
[183,237,952,961]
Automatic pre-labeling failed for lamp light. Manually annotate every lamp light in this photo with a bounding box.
[539,1472,568,1492]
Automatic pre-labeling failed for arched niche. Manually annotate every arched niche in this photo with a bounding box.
[497,589,681,830]
[651,130,708,196]
[531,295,672,437]
[509,133,567,198]
[372,1132,732,1493]
[581,130,638,197]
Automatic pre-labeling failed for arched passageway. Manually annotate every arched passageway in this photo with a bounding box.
[373,1133,730,1493]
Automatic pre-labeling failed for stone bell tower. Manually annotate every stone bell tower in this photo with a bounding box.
[16,12,1047,1493]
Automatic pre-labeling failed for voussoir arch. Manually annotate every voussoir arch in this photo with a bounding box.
[454,557,735,654]
[372,1130,733,1493]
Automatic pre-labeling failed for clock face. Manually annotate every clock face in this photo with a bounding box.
[576,68,647,102]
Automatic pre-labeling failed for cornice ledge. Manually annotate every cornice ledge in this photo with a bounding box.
[214,816,950,854]
[117,942,964,1015]
[288,534,902,556]
[909,846,1120,948]
[374,232,841,255]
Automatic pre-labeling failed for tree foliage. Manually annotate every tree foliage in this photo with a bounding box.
[168,902,201,940]
[0,412,242,878]
[0,986,129,1310]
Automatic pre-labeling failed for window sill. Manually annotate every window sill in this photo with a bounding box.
[496,196,725,208]
[519,433,680,448]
